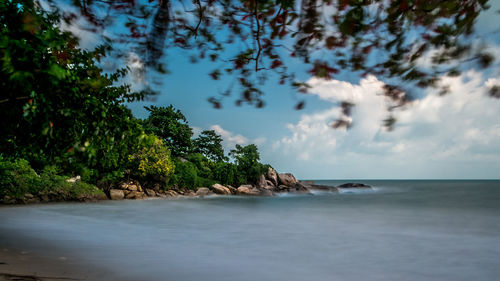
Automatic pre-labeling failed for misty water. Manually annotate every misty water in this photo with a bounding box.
[1,180,500,281]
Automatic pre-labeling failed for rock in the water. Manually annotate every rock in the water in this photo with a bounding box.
[266,167,278,186]
[109,189,124,200]
[196,187,210,197]
[278,173,297,187]
[210,184,231,195]
[338,183,371,188]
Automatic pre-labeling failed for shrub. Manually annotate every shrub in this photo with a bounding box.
[171,161,198,189]
[128,134,175,183]
[0,158,42,198]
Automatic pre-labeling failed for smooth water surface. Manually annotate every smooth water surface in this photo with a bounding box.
[1,180,499,281]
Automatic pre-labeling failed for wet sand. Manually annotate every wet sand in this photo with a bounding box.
[0,247,94,281]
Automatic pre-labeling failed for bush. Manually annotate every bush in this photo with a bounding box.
[171,161,198,189]
[0,158,42,198]
[128,134,175,183]
[0,158,105,201]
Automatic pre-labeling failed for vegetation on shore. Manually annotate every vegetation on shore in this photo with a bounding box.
[0,1,270,203]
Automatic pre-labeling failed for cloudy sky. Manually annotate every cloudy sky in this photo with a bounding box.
[66,1,500,179]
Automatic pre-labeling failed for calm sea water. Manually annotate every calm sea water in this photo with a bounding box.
[1,180,499,281]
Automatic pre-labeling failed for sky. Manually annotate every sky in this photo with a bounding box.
[67,1,500,180]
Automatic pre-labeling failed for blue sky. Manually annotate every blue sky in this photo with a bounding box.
[68,1,500,179]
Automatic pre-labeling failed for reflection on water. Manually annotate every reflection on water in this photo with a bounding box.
[1,180,499,281]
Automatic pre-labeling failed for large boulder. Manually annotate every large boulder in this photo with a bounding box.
[237,185,261,196]
[210,184,232,195]
[266,167,278,186]
[196,187,210,197]
[278,173,297,187]
[125,191,145,199]
[119,180,143,192]
[145,189,156,197]
[165,190,179,197]
[226,185,238,195]
[256,174,267,188]
[109,189,124,200]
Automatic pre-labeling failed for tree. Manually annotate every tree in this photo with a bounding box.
[142,105,193,157]
[229,144,265,184]
[52,0,496,120]
[192,130,228,162]
[0,0,147,182]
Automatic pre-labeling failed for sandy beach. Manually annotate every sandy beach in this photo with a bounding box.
[0,246,95,281]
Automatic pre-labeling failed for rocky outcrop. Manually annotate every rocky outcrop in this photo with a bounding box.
[278,173,297,187]
[257,174,267,188]
[337,183,371,188]
[109,189,124,200]
[266,167,278,186]
[210,184,232,195]
[196,187,211,197]
[237,185,262,196]
[119,180,143,192]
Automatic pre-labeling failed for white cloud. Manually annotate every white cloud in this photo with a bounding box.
[210,125,266,151]
[272,71,500,179]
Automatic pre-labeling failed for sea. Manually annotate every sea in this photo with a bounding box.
[0,180,499,281]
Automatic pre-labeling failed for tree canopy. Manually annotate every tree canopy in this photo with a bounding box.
[142,105,193,157]
[48,0,496,123]
[192,130,228,162]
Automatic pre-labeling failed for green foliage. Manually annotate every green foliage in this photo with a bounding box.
[171,161,198,189]
[128,134,175,183]
[192,130,227,162]
[186,153,214,179]
[212,162,240,186]
[0,158,41,198]
[0,158,104,200]
[142,105,193,157]
[229,144,267,184]
[0,1,146,183]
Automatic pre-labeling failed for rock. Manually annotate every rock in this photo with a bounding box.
[237,185,261,196]
[196,187,210,197]
[39,193,50,202]
[145,189,156,197]
[185,191,196,197]
[3,196,16,204]
[226,185,238,195]
[257,174,267,188]
[26,197,40,204]
[125,191,145,199]
[266,167,278,186]
[338,183,371,188]
[125,191,138,199]
[290,182,311,194]
[277,185,290,192]
[210,184,231,195]
[119,180,142,192]
[95,193,108,200]
[165,190,179,197]
[109,189,124,200]
[24,193,34,199]
[66,175,81,183]
[278,173,297,187]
